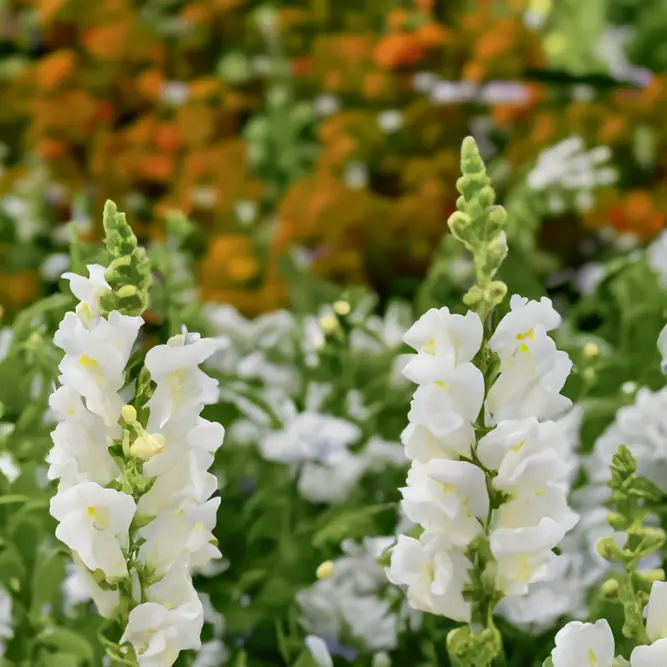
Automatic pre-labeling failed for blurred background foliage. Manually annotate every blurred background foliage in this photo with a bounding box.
[0,0,666,317]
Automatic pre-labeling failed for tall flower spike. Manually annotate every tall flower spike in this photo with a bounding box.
[447,136,508,319]
[49,203,223,667]
[99,200,152,317]
[387,137,578,667]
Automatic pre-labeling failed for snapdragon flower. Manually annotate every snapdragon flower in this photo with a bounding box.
[48,201,224,666]
[549,582,667,667]
[386,138,578,665]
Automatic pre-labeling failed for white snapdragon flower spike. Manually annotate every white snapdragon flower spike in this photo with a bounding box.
[550,619,615,667]
[50,482,136,579]
[390,292,578,626]
[386,532,471,622]
[50,238,224,667]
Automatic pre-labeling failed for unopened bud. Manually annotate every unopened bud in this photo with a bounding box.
[117,284,138,299]
[372,652,391,667]
[601,578,619,597]
[637,527,666,553]
[486,280,507,307]
[333,301,351,316]
[584,342,599,358]
[319,315,339,333]
[487,206,507,231]
[463,285,483,307]
[448,211,472,239]
[478,186,495,208]
[607,512,629,531]
[597,537,625,563]
[316,560,334,580]
[121,404,138,424]
[129,432,165,461]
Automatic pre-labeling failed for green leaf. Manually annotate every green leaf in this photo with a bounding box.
[292,649,320,667]
[312,503,394,549]
[0,495,29,505]
[38,652,86,667]
[36,627,95,662]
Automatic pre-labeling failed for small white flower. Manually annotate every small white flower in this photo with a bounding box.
[477,419,573,492]
[412,71,438,94]
[0,588,12,657]
[41,253,71,282]
[386,532,471,622]
[400,460,488,545]
[658,325,667,374]
[485,334,572,424]
[648,230,667,290]
[645,580,667,643]
[260,412,360,464]
[55,311,143,426]
[551,619,615,667]
[122,600,202,666]
[377,110,403,134]
[313,94,341,117]
[144,333,220,428]
[50,482,136,579]
[491,518,571,596]
[298,449,366,504]
[61,264,111,328]
[407,366,484,438]
[138,497,221,575]
[344,162,369,190]
[305,636,333,667]
[631,637,667,667]
[0,453,19,483]
[400,422,475,462]
[161,80,190,106]
[488,295,561,360]
[403,308,483,382]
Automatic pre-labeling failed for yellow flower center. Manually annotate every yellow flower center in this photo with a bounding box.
[79,355,99,370]
[510,440,526,452]
[587,648,599,667]
[87,506,110,531]
[421,338,436,355]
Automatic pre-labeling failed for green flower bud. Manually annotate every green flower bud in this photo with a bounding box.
[597,537,625,563]
[607,512,630,531]
[99,200,151,317]
[600,578,619,598]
